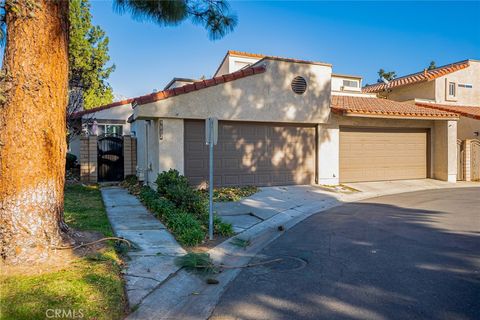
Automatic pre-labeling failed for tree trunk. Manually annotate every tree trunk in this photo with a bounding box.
[0,0,69,264]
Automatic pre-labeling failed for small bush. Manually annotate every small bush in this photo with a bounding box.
[66,153,77,170]
[175,252,217,274]
[156,169,189,195]
[132,170,234,246]
[138,186,206,246]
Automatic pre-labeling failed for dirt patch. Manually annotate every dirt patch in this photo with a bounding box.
[189,235,230,253]
[0,229,110,276]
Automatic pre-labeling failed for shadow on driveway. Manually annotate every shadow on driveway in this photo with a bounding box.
[210,187,480,320]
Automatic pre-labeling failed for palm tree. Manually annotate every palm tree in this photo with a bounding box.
[0,0,236,265]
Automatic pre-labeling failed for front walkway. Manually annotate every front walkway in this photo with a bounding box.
[101,187,186,307]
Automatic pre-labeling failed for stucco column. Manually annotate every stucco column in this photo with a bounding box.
[317,123,339,185]
[158,118,185,175]
[433,120,457,182]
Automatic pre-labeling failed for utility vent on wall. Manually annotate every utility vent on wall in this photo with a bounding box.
[291,76,307,94]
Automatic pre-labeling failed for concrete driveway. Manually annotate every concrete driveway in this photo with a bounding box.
[210,188,480,320]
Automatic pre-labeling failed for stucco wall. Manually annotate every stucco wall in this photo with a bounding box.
[317,123,339,184]
[135,59,332,124]
[433,120,457,182]
[133,118,184,187]
[82,103,133,135]
[385,80,436,102]
[435,61,480,106]
[331,76,361,92]
[158,118,184,175]
[457,116,480,140]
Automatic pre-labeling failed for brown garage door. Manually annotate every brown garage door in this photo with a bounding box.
[184,120,316,187]
[340,127,428,183]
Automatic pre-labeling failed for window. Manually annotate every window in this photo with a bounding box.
[446,79,457,101]
[343,80,359,88]
[448,82,456,97]
[87,123,123,136]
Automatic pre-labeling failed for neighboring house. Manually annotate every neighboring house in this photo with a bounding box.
[130,50,459,187]
[69,99,137,183]
[69,99,134,159]
[363,59,480,181]
[363,59,480,139]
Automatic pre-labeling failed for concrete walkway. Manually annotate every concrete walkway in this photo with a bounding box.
[101,187,186,307]
[126,179,478,320]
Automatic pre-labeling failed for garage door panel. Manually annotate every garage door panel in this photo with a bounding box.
[185,120,316,187]
[340,128,428,183]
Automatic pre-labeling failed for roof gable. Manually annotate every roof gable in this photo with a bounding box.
[363,60,470,93]
[134,65,267,106]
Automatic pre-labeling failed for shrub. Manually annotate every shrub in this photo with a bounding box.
[66,153,77,170]
[138,186,206,246]
[134,170,234,246]
[156,169,189,196]
[155,170,208,220]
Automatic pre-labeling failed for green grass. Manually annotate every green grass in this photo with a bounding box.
[64,184,113,236]
[0,185,127,320]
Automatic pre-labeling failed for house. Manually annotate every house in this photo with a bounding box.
[130,50,459,187]
[363,59,479,180]
[69,99,134,158]
[69,99,136,182]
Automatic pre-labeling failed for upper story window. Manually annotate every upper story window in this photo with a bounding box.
[446,79,457,101]
[343,79,359,88]
[448,82,456,97]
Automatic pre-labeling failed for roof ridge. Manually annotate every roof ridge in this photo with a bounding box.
[134,65,267,106]
[363,60,470,93]
[71,98,134,118]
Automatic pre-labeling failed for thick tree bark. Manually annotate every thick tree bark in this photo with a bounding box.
[0,0,69,264]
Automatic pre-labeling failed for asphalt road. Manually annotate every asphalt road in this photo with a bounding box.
[210,187,480,320]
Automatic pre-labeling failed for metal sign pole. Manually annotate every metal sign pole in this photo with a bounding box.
[208,119,214,240]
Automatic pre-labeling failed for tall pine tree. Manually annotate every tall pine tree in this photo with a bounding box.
[69,0,115,111]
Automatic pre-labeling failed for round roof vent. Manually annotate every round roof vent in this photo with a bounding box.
[291,76,307,94]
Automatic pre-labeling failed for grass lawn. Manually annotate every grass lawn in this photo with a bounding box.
[0,185,127,320]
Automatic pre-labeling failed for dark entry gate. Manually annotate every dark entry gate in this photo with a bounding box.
[97,134,124,182]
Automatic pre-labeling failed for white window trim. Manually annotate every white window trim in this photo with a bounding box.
[445,78,457,102]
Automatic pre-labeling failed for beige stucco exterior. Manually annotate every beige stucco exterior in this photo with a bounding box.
[383,80,436,102]
[435,61,480,106]
[433,120,458,182]
[134,59,332,124]
[131,54,459,185]
[378,60,480,106]
[458,116,480,140]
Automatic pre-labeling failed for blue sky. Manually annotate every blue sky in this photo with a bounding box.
[10,1,480,99]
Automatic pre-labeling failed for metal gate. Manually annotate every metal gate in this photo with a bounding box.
[97,134,124,182]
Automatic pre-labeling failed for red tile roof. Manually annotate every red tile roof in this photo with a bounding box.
[134,65,267,106]
[71,98,134,119]
[415,102,480,120]
[331,95,459,118]
[362,60,470,93]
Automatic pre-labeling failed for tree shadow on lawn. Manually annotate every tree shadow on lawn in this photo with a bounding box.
[211,187,480,320]
[0,250,126,320]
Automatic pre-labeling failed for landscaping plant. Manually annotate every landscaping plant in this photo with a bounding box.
[122,170,233,246]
